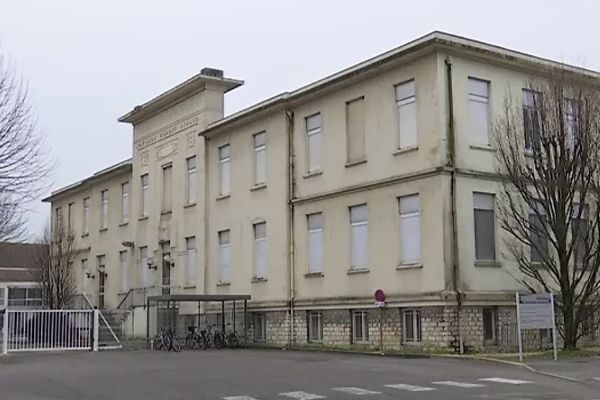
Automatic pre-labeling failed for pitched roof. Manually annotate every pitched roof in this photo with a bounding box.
[0,242,45,283]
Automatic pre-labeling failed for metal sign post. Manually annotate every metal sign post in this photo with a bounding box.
[516,293,523,362]
[374,289,385,354]
[550,293,558,361]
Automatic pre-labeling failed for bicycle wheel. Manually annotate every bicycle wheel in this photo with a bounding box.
[152,335,163,351]
[228,332,239,349]
[171,337,182,352]
[213,332,225,349]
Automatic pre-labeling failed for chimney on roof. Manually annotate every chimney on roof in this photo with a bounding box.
[201,67,224,78]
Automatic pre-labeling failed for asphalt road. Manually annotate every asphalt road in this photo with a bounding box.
[0,349,599,400]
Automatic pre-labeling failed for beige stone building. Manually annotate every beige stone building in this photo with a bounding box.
[43,32,600,351]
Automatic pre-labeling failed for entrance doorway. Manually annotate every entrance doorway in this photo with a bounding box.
[98,272,106,309]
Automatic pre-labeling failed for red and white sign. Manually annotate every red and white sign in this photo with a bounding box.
[374,289,385,307]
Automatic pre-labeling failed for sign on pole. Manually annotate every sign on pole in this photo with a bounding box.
[516,293,557,362]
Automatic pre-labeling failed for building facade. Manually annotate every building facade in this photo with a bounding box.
[43,32,600,351]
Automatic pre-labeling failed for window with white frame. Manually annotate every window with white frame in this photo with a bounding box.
[121,182,129,223]
[403,309,422,343]
[352,311,369,343]
[162,165,173,213]
[141,174,149,217]
[307,311,323,342]
[395,80,417,149]
[119,250,128,293]
[350,205,368,269]
[565,98,580,148]
[139,246,148,287]
[67,202,74,235]
[186,156,197,205]
[253,222,267,279]
[346,97,366,162]
[185,236,197,285]
[218,144,231,196]
[307,213,324,274]
[254,313,267,342]
[55,206,63,234]
[483,307,497,344]
[218,230,231,282]
[83,197,90,234]
[572,204,588,268]
[399,194,421,265]
[80,258,88,292]
[530,205,548,263]
[473,192,496,261]
[306,113,322,172]
[253,132,267,185]
[523,89,542,151]
[468,78,490,144]
[100,190,108,229]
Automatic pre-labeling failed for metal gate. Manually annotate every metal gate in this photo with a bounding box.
[2,309,97,353]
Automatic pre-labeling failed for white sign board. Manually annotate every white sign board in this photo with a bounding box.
[518,293,554,329]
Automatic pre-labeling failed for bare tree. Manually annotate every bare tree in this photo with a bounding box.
[0,50,51,242]
[494,71,600,350]
[33,224,77,309]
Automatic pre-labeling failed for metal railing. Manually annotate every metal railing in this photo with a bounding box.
[117,286,162,311]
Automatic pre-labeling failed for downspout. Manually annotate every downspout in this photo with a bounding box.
[445,56,464,354]
[286,108,296,348]
[202,136,210,311]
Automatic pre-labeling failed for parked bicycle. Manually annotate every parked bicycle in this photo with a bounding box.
[185,325,210,350]
[212,323,240,349]
[153,326,181,352]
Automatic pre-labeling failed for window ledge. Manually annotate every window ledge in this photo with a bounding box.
[216,281,231,287]
[347,268,369,275]
[117,292,129,296]
[119,221,128,227]
[401,341,423,346]
[184,202,197,209]
[304,272,324,278]
[251,276,268,283]
[469,144,496,152]
[138,216,149,221]
[250,183,267,192]
[183,285,196,289]
[345,158,367,168]
[393,146,418,156]
[161,210,172,216]
[303,170,323,179]
[396,263,423,270]
[81,233,89,238]
[474,260,502,268]
[216,194,231,201]
[99,227,108,233]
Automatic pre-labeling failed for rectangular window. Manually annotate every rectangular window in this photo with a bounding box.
[523,89,542,151]
[307,311,323,342]
[399,194,421,265]
[468,78,490,144]
[0,288,4,308]
[253,132,267,185]
[350,205,368,269]
[218,144,231,196]
[139,246,148,287]
[218,230,231,282]
[254,222,267,279]
[473,193,496,261]
[352,311,369,343]
[186,156,197,205]
[55,206,63,233]
[119,250,128,293]
[307,213,324,273]
[121,182,129,223]
[403,309,422,343]
[185,236,197,285]
[162,165,172,213]
[67,202,74,235]
[100,190,108,229]
[565,98,580,148]
[306,113,322,172]
[483,307,497,344]
[81,258,88,292]
[83,198,90,234]
[396,80,417,149]
[141,174,149,217]
[254,313,267,342]
[346,97,366,162]
[530,208,548,263]
[572,204,588,267]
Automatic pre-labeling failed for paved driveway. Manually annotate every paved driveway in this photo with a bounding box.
[1,349,599,400]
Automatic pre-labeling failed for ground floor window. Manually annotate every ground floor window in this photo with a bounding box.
[307,311,323,342]
[7,287,43,307]
[254,313,266,342]
[352,311,369,343]
[403,309,421,343]
[483,307,497,345]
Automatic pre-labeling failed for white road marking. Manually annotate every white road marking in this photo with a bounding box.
[479,378,534,385]
[223,397,259,400]
[593,377,600,381]
[279,391,326,400]
[332,387,381,395]
[385,383,437,392]
[432,381,486,388]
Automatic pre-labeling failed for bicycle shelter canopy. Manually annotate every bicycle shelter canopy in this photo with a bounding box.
[145,294,251,348]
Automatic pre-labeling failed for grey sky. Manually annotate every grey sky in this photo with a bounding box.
[1,0,599,238]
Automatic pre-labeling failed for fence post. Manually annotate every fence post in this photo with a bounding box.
[92,309,99,352]
[2,311,8,354]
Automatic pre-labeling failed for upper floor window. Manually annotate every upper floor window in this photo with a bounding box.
[468,78,490,145]
[565,98,580,148]
[162,165,173,213]
[119,250,128,293]
[218,144,231,196]
[100,190,108,229]
[523,89,542,151]
[141,174,149,217]
[346,97,366,163]
[121,182,129,223]
[253,132,267,185]
[253,222,267,279]
[55,206,63,233]
[395,80,417,149]
[306,113,322,172]
[185,236,197,285]
[218,230,231,283]
[67,202,74,235]
[82,197,90,234]
[349,204,368,270]
[307,213,324,274]
[473,192,496,261]
[399,194,421,265]
[186,156,197,205]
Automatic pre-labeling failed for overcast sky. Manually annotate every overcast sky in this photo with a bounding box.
[1,0,599,238]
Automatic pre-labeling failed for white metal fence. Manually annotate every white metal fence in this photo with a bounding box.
[2,309,99,353]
